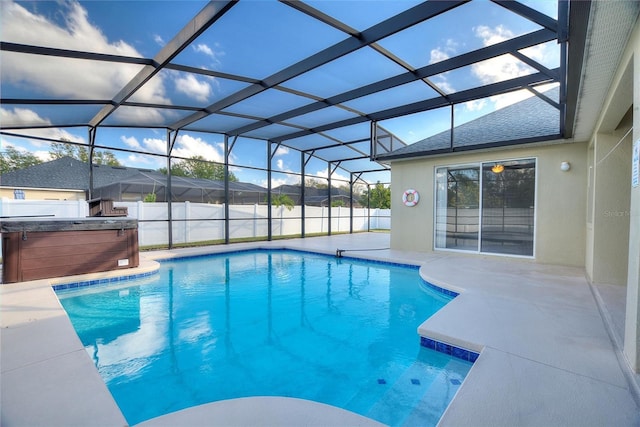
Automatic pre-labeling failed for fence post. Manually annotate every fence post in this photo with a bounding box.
[185,201,190,244]
[0,197,9,217]
[253,203,258,238]
[82,199,86,217]
[137,201,144,246]
[374,208,379,230]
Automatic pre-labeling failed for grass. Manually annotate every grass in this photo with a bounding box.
[140,230,389,251]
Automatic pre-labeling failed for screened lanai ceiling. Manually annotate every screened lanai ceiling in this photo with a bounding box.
[1,0,587,180]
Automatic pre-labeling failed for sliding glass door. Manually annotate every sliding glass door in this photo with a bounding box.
[435,166,480,251]
[435,159,536,256]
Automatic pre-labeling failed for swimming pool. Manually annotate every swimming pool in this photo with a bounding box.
[57,250,473,426]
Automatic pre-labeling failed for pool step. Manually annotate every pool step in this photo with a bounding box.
[345,360,441,426]
[369,361,444,426]
[398,371,458,426]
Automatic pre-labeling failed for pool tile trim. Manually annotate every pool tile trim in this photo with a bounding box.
[52,248,459,305]
[420,336,479,363]
[156,247,422,270]
[52,270,157,292]
[420,280,459,298]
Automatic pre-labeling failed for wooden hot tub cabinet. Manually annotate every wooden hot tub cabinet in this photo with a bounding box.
[1,218,139,284]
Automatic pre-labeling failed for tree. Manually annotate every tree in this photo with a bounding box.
[0,146,43,173]
[269,193,295,211]
[93,150,121,166]
[447,169,479,208]
[159,155,237,181]
[143,192,157,202]
[305,177,327,189]
[360,181,391,209]
[49,141,121,166]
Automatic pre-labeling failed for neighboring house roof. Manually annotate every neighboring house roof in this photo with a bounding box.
[94,171,267,193]
[3,157,354,204]
[273,184,350,198]
[377,87,561,161]
[0,157,151,190]
[0,157,268,202]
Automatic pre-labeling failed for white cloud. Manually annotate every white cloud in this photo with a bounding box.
[432,75,455,94]
[472,25,532,87]
[1,107,50,126]
[472,53,534,86]
[276,159,284,170]
[33,150,52,162]
[134,137,167,155]
[121,135,142,150]
[1,1,169,104]
[119,133,237,169]
[490,83,558,110]
[429,47,450,64]
[127,153,158,167]
[172,134,224,163]
[465,25,555,111]
[273,146,290,157]
[429,39,458,93]
[265,175,296,189]
[429,39,458,65]
[193,42,225,68]
[474,24,513,46]
[314,167,350,186]
[193,43,214,57]
[111,107,171,127]
[175,74,211,103]
[519,44,545,62]
[487,90,531,110]
[464,99,487,112]
[0,107,85,145]
[153,34,165,46]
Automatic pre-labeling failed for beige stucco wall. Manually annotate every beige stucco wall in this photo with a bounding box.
[624,16,640,372]
[588,129,632,285]
[390,141,588,267]
[0,187,86,201]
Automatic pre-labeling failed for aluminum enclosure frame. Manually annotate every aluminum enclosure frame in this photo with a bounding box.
[0,0,584,247]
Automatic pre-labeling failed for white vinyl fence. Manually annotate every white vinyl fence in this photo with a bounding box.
[1,199,390,249]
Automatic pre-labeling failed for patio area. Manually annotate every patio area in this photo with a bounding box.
[1,232,638,426]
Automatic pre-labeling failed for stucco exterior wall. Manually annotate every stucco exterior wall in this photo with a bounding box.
[588,130,632,285]
[624,15,640,372]
[0,187,85,201]
[390,141,588,267]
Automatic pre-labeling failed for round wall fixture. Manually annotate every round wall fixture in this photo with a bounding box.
[402,189,419,207]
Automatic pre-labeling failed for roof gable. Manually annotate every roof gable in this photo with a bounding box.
[377,87,562,161]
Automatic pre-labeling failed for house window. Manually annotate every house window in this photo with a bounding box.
[13,189,25,200]
[435,158,536,256]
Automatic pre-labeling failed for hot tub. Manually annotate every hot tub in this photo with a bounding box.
[1,218,139,283]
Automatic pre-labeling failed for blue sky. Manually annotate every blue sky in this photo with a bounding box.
[1,0,559,188]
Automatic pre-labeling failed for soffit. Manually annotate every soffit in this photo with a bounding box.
[571,1,640,141]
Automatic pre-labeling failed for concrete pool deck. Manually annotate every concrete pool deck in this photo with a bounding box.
[1,232,639,426]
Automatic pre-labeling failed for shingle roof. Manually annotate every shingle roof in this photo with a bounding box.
[377,87,562,161]
[96,171,267,193]
[0,157,152,190]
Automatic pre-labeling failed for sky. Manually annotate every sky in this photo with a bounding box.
[0,0,560,188]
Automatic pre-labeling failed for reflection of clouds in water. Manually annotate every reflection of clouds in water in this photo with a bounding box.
[399,303,416,319]
[179,312,215,345]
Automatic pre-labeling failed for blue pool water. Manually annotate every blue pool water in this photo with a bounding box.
[57,250,472,426]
